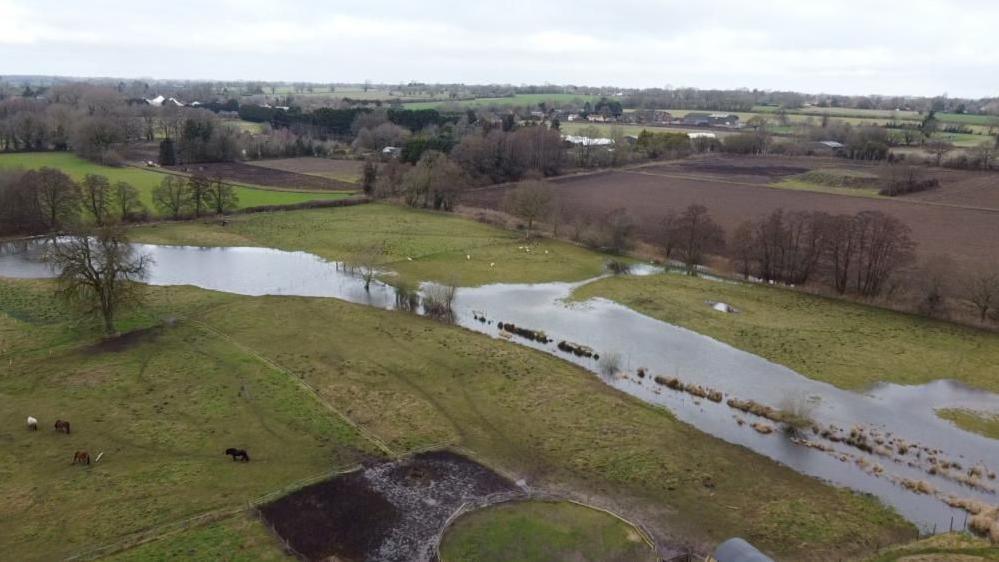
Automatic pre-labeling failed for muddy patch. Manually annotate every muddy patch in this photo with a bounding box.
[85,325,165,354]
[166,162,357,191]
[258,451,517,562]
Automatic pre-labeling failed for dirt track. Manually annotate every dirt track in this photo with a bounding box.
[464,156,999,268]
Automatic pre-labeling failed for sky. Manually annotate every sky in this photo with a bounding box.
[1,0,997,99]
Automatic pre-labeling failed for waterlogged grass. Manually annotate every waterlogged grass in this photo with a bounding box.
[937,409,999,440]
[0,152,349,216]
[572,274,999,392]
[0,277,913,560]
[130,203,608,286]
[440,501,657,562]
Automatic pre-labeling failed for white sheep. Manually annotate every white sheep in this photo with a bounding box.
[26,416,38,431]
[466,254,470,260]
[490,262,495,268]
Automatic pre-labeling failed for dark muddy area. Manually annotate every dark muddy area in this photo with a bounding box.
[86,325,165,354]
[258,451,517,562]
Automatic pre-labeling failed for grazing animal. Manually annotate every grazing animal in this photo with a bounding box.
[72,451,90,465]
[26,416,38,431]
[54,419,71,434]
[224,448,250,462]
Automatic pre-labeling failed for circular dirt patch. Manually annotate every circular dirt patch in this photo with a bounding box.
[439,500,658,562]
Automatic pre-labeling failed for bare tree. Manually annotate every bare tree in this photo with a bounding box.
[45,226,152,335]
[187,173,211,217]
[730,221,755,279]
[925,140,954,166]
[112,181,144,221]
[205,175,238,215]
[152,175,192,219]
[964,265,999,322]
[26,167,80,231]
[348,243,384,292]
[81,173,112,225]
[674,204,725,274]
[503,180,552,238]
[401,150,466,211]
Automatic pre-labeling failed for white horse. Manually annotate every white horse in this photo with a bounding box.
[26,416,38,431]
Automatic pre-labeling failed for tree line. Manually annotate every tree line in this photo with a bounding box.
[0,166,238,235]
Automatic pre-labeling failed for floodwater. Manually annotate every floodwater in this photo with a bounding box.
[2,240,997,532]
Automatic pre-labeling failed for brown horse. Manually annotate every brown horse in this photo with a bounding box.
[72,451,90,465]
[224,448,250,462]
[54,420,71,434]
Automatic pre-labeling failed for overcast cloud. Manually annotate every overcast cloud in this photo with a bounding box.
[1,0,997,98]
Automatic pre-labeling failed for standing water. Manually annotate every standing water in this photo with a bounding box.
[2,240,996,532]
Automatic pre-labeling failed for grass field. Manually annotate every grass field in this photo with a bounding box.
[0,280,379,561]
[937,409,999,440]
[0,153,351,216]
[1,201,916,560]
[773,168,883,198]
[106,514,291,562]
[440,501,657,562]
[559,121,737,139]
[572,273,999,392]
[130,203,609,286]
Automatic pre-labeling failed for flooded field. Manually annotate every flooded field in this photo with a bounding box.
[3,240,997,533]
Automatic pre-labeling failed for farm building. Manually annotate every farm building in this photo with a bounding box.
[682,112,740,127]
[562,135,614,146]
[807,140,846,155]
[710,537,774,562]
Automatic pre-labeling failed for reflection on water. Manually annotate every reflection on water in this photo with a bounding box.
[1,239,997,532]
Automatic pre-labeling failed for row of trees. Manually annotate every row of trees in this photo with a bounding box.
[0,167,146,235]
[0,166,239,235]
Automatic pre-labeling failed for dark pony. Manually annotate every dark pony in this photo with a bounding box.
[224,448,250,462]
[73,451,90,465]
[54,420,71,434]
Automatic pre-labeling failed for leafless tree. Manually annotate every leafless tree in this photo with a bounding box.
[964,265,999,322]
[401,150,466,211]
[915,255,955,317]
[503,180,552,238]
[152,175,192,219]
[730,221,755,279]
[347,243,384,292]
[205,175,239,215]
[673,204,725,274]
[81,173,112,225]
[113,181,144,221]
[25,167,81,231]
[925,140,954,166]
[187,173,211,217]
[45,226,152,335]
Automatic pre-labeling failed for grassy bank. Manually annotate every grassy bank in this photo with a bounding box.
[440,500,657,562]
[0,275,912,560]
[130,203,609,286]
[862,532,999,561]
[571,273,999,392]
[0,152,350,216]
[937,409,999,440]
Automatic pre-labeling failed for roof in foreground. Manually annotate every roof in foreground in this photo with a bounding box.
[714,537,774,562]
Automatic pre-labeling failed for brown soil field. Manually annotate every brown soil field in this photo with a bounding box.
[903,169,999,211]
[247,157,366,184]
[168,162,357,191]
[258,451,517,562]
[465,156,999,268]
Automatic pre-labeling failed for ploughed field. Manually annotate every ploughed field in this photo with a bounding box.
[167,161,357,191]
[464,155,999,267]
[246,157,366,184]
